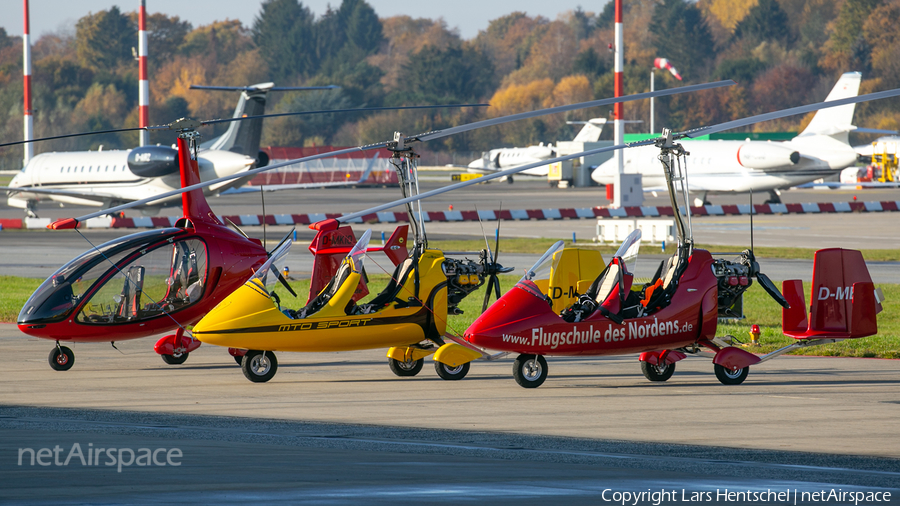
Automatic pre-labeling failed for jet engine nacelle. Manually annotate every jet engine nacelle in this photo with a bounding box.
[127,146,180,177]
[736,143,800,170]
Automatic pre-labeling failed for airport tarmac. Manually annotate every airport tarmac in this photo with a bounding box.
[1,325,900,504]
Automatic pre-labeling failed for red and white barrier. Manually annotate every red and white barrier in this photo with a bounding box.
[4,201,898,230]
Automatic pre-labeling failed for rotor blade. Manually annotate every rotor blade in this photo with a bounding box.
[0,127,146,148]
[56,144,387,225]
[680,88,900,139]
[200,103,489,127]
[408,80,735,143]
[190,84,339,92]
[337,140,655,222]
[756,272,789,309]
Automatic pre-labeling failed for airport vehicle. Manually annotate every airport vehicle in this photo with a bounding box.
[462,130,884,387]
[3,83,336,217]
[591,72,885,205]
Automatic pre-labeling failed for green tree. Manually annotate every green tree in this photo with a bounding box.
[75,6,133,71]
[733,0,793,46]
[252,0,316,80]
[649,0,718,79]
[397,44,492,103]
[339,0,384,54]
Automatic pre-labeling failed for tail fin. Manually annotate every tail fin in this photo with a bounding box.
[194,83,339,168]
[797,72,862,144]
[782,248,882,339]
[568,118,607,142]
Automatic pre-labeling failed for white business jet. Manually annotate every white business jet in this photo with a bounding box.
[591,72,868,204]
[3,83,334,216]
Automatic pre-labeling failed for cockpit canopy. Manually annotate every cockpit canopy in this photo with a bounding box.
[19,227,209,325]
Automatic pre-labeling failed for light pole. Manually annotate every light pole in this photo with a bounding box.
[650,69,655,135]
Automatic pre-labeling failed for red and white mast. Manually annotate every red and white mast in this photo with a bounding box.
[612,0,625,207]
[138,0,149,146]
[23,0,33,165]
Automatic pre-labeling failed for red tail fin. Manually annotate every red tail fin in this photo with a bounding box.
[307,225,369,304]
[782,249,882,339]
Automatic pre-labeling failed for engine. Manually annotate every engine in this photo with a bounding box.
[442,256,488,314]
[712,256,754,318]
[127,146,180,177]
[736,143,800,170]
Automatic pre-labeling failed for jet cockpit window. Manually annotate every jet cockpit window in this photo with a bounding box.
[78,238,208,324]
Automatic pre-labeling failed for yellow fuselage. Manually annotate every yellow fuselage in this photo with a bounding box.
[192,250,449,353]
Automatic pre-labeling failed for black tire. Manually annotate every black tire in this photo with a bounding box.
[241,350,278,383]
[388,357,424,377]
[161,353,188,365]
[641,360,675,382]
[513,354,548,388]
[48,346,74,371]
[434,361,470,381]
[714,363,749,385]
[233,354,244,366]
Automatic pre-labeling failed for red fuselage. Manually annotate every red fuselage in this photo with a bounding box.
[465,250,719,356]
[18,221,267,343]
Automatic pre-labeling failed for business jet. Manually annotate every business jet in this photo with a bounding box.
[3,83,331,217]
[467,118,610,180]
[591,72,868,204]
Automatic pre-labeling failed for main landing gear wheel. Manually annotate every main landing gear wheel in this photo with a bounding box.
[388,357,424,377]
[641,361,675,382]
[714,363,749,385]
[434,361,470,381]
[48,346,74,371]
[161,352,188,365]
[513,354,547,388]
[242,350,278,383]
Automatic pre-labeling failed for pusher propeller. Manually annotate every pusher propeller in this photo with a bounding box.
[475,205,512,313]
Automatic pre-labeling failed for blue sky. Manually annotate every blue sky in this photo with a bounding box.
[4,1,610,40]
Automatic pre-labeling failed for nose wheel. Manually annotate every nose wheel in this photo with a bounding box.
[241,350,278,382]
[513,354,547,388]
[48,344,74,371]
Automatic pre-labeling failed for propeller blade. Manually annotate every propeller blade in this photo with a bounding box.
[494,204,502,264]
[492,274,502,299]
[269,264,298,298]
[474,205,494,263]
[756,271,789,309]
[481,275,495,313]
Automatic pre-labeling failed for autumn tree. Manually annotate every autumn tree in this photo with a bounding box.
[75,6,133,72]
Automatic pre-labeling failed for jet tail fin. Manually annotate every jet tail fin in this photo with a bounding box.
[782,248,882,339]
[194,83,339,168]
[568,118,607,142]
[797,72,862,144]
